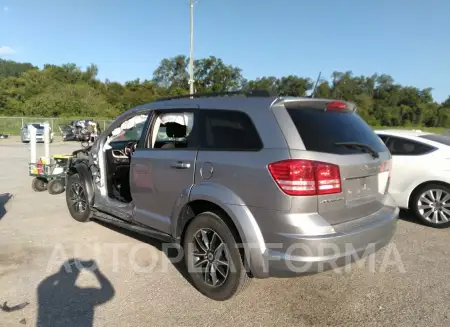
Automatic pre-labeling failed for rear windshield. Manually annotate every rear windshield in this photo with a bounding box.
[287,109,387,154]
[419,134,450,146]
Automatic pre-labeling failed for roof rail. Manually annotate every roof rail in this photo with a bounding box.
[153,89,273,102]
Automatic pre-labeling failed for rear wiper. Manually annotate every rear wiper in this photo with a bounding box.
[334,142,380,159]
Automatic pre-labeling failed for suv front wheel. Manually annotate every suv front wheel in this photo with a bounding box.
[66,173,92,222]
[183,211,251,301]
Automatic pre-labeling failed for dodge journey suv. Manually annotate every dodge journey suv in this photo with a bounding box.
[65,90,399,301]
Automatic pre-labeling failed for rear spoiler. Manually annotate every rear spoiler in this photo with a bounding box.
[274,97,357,112]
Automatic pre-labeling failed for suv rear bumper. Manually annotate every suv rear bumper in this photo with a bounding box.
[255,204,399,278]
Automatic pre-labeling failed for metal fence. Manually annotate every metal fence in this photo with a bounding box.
[0,117,114,135]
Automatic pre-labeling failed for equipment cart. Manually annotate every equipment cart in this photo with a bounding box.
[29,154,72,194]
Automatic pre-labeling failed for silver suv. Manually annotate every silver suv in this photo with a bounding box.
[65,91,399,301]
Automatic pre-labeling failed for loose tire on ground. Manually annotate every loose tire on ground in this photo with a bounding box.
[410,183,450,228]
[32,177,48,192]
[65,173,92,222]
[47,179,65,195]
[183,211,251,301]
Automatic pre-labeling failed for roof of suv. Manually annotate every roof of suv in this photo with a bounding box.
[128,91,356,114]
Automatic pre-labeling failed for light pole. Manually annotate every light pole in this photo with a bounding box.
[188,0,195,96]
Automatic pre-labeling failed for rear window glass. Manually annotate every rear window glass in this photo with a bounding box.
[419,134,450,146]
[287,109,387,154]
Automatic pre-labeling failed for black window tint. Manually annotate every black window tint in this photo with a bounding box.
[419,134,450,147]
[200,110,263,150]
[377,134,389,144]
[287,109,387,154]
[387,137,435,156]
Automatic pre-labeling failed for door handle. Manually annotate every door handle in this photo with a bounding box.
[171,161,191,169]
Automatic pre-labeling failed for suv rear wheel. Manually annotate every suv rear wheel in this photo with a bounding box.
[66,173,91,222]
[183,211,251,301]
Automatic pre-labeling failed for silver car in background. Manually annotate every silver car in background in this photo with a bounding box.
[20,123,54,143]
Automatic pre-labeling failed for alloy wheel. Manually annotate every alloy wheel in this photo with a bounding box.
[417,188,450,224]
[69,182,87,213]
[191,228,230,287]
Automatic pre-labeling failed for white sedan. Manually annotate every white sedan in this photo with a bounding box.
[375,129,450,228]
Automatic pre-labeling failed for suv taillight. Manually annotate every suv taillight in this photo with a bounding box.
[380,159,392,177]
[267,159,342,196]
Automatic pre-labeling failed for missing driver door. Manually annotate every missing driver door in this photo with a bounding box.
[130,109,200,234]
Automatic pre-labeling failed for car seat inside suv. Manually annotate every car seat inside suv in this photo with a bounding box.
[159,122,187,148]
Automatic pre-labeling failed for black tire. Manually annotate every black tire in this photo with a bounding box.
[48,179,65,195]
[410,183,450,228]
[65,173,92,222]
[183,211,251,301]
[32,177,48,192]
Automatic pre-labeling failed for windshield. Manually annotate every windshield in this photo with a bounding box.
[31,124,44,129]
[287,108,388,154]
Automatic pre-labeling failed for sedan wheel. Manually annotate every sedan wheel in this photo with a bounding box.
[412,184,450,228]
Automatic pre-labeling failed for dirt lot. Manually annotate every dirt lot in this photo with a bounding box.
[1,137,450,327]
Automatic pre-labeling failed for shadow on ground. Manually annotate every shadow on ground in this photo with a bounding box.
[94,220,195,288]
[0,193,12,220]
[36,258,115,327]
[399,209,431,227]
[398,209,415,222]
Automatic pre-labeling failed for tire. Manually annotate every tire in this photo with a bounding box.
[65,173,92,222]
[48,179,65,195]
[32,177,48,192]
[410,183,450,228]
[183,211,251,301]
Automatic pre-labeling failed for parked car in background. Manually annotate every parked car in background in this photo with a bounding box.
[21,123,54,143]
[59,119,102,142]
[375,129,450,228]
[58,124,76,141]
[65,92,398,300]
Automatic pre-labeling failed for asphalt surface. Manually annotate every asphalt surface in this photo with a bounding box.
[1,137,449,327]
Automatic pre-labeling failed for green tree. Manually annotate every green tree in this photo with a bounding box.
[0,56,448,129]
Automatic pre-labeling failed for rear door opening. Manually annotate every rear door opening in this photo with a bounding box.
[282,105,391,225]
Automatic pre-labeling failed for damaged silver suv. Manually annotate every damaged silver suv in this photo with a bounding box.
[65,90,399,301]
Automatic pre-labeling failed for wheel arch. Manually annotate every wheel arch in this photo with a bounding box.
[176,200,241,247]
[408,180,450,209]
[175,198,269,278]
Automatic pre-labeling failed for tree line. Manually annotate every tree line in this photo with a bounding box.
[0,55,449,127]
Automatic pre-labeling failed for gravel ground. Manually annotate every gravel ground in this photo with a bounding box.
[1,137,450,327]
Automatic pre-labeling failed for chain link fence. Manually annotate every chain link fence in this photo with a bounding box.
[0,117,114,135]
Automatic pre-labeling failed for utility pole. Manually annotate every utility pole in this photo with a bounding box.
[189,0,195,96]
